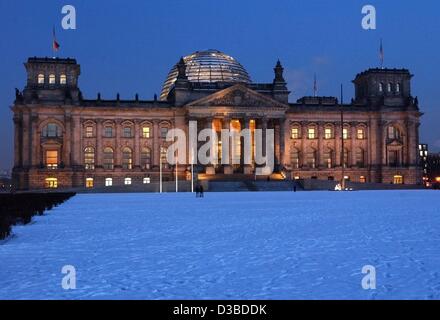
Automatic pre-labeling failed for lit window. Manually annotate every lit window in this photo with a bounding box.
[360,176,366,183]
[124,177,132,185]
[42,123,62,138]
[396,83,401,93]
[325,128,333,139]
[308,128,316,139]
[46,150,58,169]
[85,126,94,138]
[290,149,300,169]
[85,178,94,188]
[122,147,133,169]
[38,74,45,84]
[160,147,167,162]
[103,147,114,170]
[141,147,151,169]
[49,74,56,84]
[357,128,365,140]
[343,128,349,140]
[393,175,403,184]
[387,83,392,92]
[45,178,58,189]
[160,127,168,139]
[123,127,132,138]
[142,127,151,138]
[84,147,95,170]
[379,83,383,92]
[291,127,299,139]
[344,176,350,181]
[60,74,67,85]
[104,126,113,138]
[105,178,113,186]
[388,126,400,140]
[143,177,151,184]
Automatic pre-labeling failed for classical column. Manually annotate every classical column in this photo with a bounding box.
[96,119,103,167]
[21,112,30,168]
[153,120,160,167]
[71,115,81,166]
[317,122,324,168]
[335,121,341,167]
[351,123,357,167]
[279,118,286,169]
[63,113,72,167]
[134,120,140,168]
[13,115,22,168]
[301,121,308,167]
[30,113,39,167]
[115,119,122,167]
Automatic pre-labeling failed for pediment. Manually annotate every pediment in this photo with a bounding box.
[387,139,403,147]
[185,84,288,109]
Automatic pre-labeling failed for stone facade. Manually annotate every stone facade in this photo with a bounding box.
[11,54,423,190]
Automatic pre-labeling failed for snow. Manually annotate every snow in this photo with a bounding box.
[0,190,439,300]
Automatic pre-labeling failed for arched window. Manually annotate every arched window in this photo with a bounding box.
[343,127,349,140]
[343,148,350,168]
[396,83,401,93]
[387,126,400,140]
[103,147,114,170]
[122,147,133,169]
[60,74,67,85]
[42,123,62,138]
[291,126,300,139]
[379,83,384,92]
[141,147,151,169]
[387,83,392,92]
[38,74,45,84]
[323,149,333,168]
[123,127,133,138]
[142,126,151,138]
[84,147,95,170]
[357,128,365,140]
[290,148,300,169]
[306,149,316,168]
[356,148,365,167]
[307,127,316,139]
[324,127,333,139]
[49,74,56,84]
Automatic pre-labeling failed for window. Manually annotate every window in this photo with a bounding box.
[343,148,349,168]
[325,128,333,139]
[388,150,399,166]
[49,74,56,84]
[105,178,113,187]
[360,176,366,183]
[85,126,94,138]
[324,149,333,168]
[104,126,114,138]
[343,128,349,140]
[85,178,94,188]
[393,175,403,184]
[124,177,132,185]
[387,83,392,92]
[306,149,316,168]
[46,150,58,169]
[290,149,300,169]
[388,126,400,140]
[103,147,114,170]
[396,83,401,93]
[357,128,365,140]
[307,128,316,139]
[141,147,151,169]
[42,123,62,138]
[60,74,67,85]
[160,127,168,139]
[142,127,151,138]
[38,74,45,84]
[84,147,95,170]
[160,147,167,162]
[123,127,133,138]
[379,83,383,92]
[291,127,299,139]
[356,148,365,167]
[122,147,133,169]
[143,177,151,184]
[45,178,58,189]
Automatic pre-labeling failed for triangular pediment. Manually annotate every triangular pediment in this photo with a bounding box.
[388,139,403,147]
[185,84,288,108]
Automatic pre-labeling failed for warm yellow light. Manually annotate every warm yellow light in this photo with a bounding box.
[435,177,440,183]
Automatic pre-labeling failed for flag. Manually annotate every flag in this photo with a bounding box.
[379,38,384,68]
[52,26,60,52]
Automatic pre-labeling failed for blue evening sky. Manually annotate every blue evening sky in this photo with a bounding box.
[0,0,438,170]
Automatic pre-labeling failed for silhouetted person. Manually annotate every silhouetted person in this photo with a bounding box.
[294,185,297,193]
[200,184,204,198]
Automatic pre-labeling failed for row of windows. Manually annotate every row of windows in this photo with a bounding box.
[85,126,168,139]
[290,148,366,169]
[291,127,366,140]
[378,82,401,93]
[37,74,67,85]
[291,175,404,184]
[45,177,152,189]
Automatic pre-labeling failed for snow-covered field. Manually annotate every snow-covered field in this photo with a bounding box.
[0,190,439,300]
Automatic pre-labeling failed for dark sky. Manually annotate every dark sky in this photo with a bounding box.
[1,0,439,170]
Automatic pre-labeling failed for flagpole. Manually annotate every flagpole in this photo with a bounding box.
[175,163,178,193]
[191,149,194,193]
[159,156,163,193]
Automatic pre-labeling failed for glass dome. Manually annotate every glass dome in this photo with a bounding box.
[160,49,251,101]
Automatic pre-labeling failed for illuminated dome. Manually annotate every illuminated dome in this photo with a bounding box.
[160,49,251,100]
